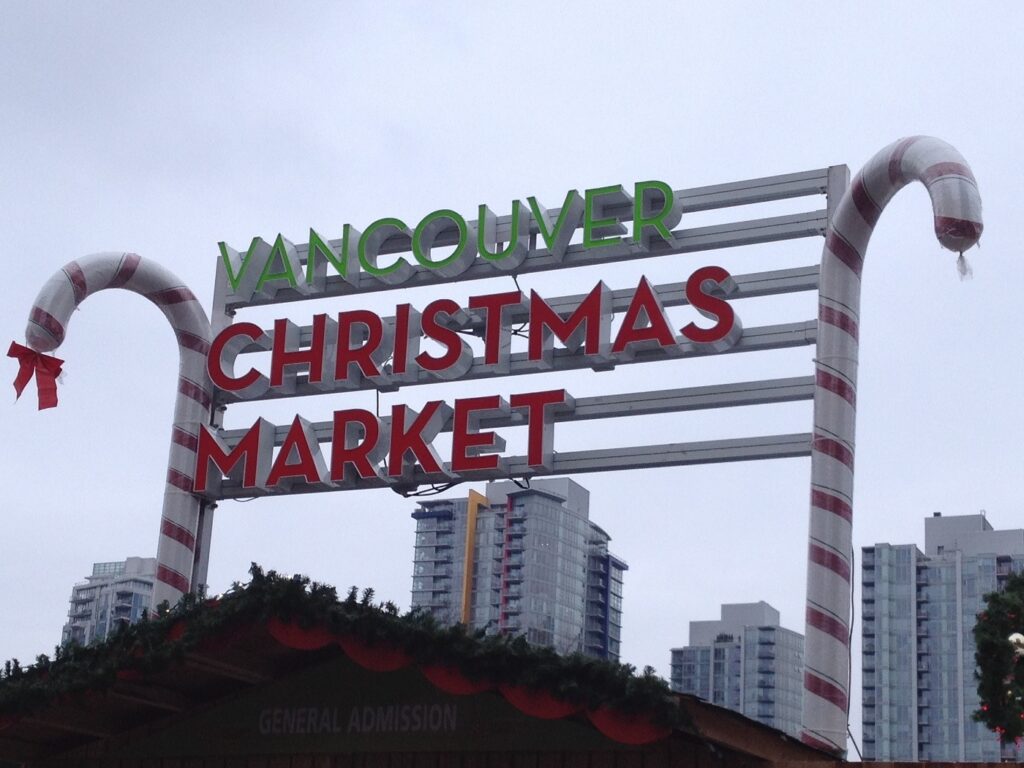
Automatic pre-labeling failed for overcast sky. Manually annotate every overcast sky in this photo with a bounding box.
[2,2,1022,751]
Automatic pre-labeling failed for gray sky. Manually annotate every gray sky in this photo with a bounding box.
[2,2,1022,750]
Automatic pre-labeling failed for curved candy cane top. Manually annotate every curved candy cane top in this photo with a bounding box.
[802,136,982,756]
[26,252,211,357]
[24,252,213,607]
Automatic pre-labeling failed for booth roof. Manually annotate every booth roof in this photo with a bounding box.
[0,566,834,764]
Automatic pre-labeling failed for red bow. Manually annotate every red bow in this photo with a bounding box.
[8,341,64,410]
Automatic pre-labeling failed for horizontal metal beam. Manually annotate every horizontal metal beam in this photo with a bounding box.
[248,265,821,350]
[219,376,816,448]
[229,209,828,309]
[218,320,817,404]
[212,433,812,500]
[537,433,812,474]
[678,168,830,212]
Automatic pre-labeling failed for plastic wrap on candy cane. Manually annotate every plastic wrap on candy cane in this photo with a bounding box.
[18,252,213,608]
[802,137,982,755]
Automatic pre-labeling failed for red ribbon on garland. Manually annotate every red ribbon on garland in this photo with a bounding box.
[8,341,64,410]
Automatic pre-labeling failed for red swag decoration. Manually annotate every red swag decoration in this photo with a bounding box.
[421,665,493,695]
[499,684,583,719]
[257,615,676,746]
[267,617,335,650]
[8,341,63,410]
[586,707,671,745]
[166,620,187,642]
[337,635,412,672]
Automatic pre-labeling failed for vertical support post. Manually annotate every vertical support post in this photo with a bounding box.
[190,253,234,595]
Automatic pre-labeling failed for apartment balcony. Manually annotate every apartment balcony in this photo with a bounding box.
[918,659,929,672]
[863,694,876,707]
[756,648,775,660]
[918,726,930,742]
[917,623,929,637]
[918,692,930,707]
[862,587,875,601]
[917,673,931,689]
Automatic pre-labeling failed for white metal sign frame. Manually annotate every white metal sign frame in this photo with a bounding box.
[18,137,983,756]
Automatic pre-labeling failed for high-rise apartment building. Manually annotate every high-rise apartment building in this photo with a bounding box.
[862,512,1024,762]
[62,557,157,646]
[410,478,627,660]
[669,602,804,739]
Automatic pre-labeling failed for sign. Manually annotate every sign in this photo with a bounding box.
[200,175,822,499]
[18,137,983,754]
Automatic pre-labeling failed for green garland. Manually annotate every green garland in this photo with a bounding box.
[0,565,681,727]
[974,571,1024,744]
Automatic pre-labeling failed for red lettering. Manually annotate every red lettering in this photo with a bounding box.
[451,396,509,474]
[509,389,575,469]
[266,416,328,488]
[528,283,610,366]
[611,276,676,355]
[330,409,382,481]
[387,402,451,478]
[468,290,522,367]
[681,266,741,349]
[335,309,385,383]
[271,315,328,389]
[193,419,272,494]
[208,322,266,393]
[415,299,471,377]
[392,304,420,378]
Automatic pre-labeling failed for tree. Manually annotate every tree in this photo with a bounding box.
[974,572,1024,745]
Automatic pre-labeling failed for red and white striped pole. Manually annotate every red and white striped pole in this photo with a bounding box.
[801,137,983,753]
[23,252,213,609]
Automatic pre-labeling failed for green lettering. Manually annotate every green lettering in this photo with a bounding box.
[413,208,476,277]
[633,180,681,248]
[583,185,630,249]
[359,218,413,284]
[477,201,528,270]
[219,237,268,293]
[255,234,301,294]
[526,190,583,261]
[306,226,358,287]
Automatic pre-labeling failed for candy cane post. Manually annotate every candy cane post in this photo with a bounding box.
[18,252,213,609]
[802,136,983,753]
